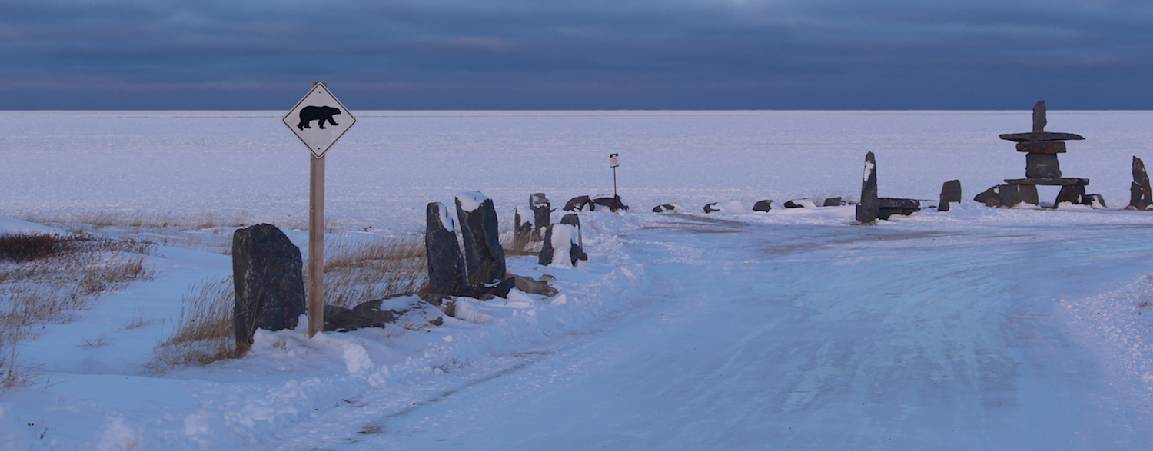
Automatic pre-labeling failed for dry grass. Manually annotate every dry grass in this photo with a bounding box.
[150,277,238,371]
[316,237,427,308]
[0,233,150,386]
[25,211,253,231]
[149,235,429,371]
[501,227,544,256]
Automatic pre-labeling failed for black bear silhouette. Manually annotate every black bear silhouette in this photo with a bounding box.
[297,105,342,130]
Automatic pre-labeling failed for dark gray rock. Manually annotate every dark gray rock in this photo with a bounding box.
[1003,177,1090,186]
[513,208,532,236]
[560,213,580,227]
[425,202,467,302]
[703,202,721,214]
[856,151,878,224]
[753,200,773,212]
[974,186,1001,208]
[455,192,507,287]
[876,198,921,220]
[1033,100,1047,133]
[1128,156,1152,210]
[530,193,551,233]
[1025,153,1062,179]
[559,213,585,262]
[653,203,677,213]
[998,131,1085,142]
[1055,184,1085,206]
[784,199,812,209]
[821,197,844,207]
[1015,141,1066,154]
[593,196,628,211]
[563,195,592,212]
[324,299,405,332]
[538,223,587,267]
[1084,194,1107,208]
[938,180,962,212]
[511,275,558,297]
[232,224,306,350]
[997,184,1038,208]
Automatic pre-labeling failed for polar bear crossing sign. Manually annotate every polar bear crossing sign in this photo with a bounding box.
[283,82,356,158]
[283,81,357,338]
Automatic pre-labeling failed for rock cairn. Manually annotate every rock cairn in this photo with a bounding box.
[985,101,1101,207]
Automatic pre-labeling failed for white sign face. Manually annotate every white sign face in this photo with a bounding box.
[283,82,356,158]
[609,153,620,168]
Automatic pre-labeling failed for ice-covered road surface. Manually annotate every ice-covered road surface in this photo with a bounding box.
[295,212,1153,450]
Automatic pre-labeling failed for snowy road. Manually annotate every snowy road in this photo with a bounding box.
[291,213,1153,450]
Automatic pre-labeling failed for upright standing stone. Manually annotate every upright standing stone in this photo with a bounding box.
[539,213,587,266]
[425,202,466,300]
[856,151,878,224]
[1128,156,1152,210]
[232,224,306,351]
[938,180,962,212]
[455,192,507,287]
[530,193,551,235]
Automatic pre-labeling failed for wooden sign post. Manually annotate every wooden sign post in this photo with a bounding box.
[283,82,356,337]
[307,155,325,337]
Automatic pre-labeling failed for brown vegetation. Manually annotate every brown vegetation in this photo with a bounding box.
[150,277,237,371]
[0,233,150,386]
[317,237,428,308]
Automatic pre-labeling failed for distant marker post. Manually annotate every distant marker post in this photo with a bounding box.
[609,153,621,211]
[283,81,357,337]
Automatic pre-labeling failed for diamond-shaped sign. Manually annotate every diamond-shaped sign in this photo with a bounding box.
[283,82,356,158]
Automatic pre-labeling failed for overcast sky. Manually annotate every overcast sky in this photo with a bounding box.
[2,0,1152,109]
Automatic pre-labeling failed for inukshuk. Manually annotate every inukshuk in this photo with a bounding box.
[991,101,1092,207]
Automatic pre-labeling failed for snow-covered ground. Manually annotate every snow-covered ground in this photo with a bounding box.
[4,111,1153,449]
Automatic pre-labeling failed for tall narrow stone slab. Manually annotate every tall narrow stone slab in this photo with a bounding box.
[455,192,507,286]
[938,180,961,212]
[530,193,551,234]
[856,151,878,224]
[1128,156,1152,210]
[232,224,306,350]
[425,202,466,300]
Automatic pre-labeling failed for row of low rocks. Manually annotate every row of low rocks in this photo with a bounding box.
[652,197,847,215]
[229,191,587,350]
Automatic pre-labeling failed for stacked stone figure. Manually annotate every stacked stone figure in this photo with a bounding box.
[983,100,1101,208]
